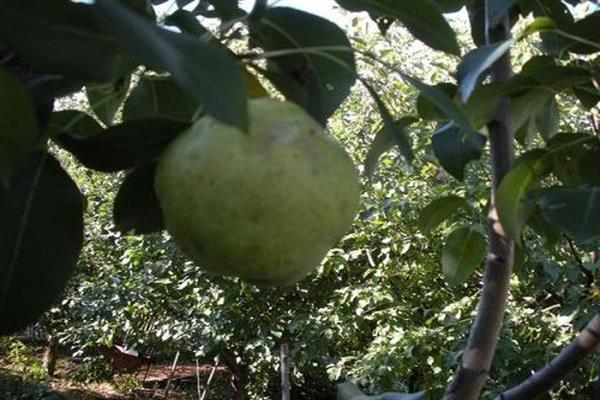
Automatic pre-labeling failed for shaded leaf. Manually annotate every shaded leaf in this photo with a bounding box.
[442,227,486,286]
[94,0,247,131]
[363,80,414,162]
[488,0,518,28]
[0,153,84,334]
[114,163,164,234]
[0,69,39,186]
[496,150,551,241]
[561,11,600,55]
[546,132,595,186]
[579,147,600,186]
[539,187,600,242]
[53,118,189,172]
[418,195,468,234]
[432,124,486,181]
[249,7,356,124]
[0,0,135,82]
[164,9,208,38]
[334,0,460,55]
[86,75,131,126]
[536,97,559,141]
[416,83,457,121]
[123,75,200,122]
[404,75,474,133]
[363,117,417,178]
[47,110,103,140]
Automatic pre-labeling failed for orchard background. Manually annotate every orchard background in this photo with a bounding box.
[0,0,599,399]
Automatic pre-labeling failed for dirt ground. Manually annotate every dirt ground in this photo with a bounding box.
[0,349,233,400]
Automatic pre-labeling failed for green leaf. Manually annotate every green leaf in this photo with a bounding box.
[442,227,486,286]
[433,0,466,13]
[536,97,559,141]
[114,163,164,234]
[529,204,561,248]
[432,124,486,181]
[416,83,457,121]
[560,11,600,55]
[53,118,190,172]
[164,9,209,38]
[123,75,200,123]
[47,110,103,140]
[573,82,600,110]
[363,117,417,179]
[538,187,600,242]
[457,39,514,102]
[0,0,135,82]
[334,0,460,55]
[404,75,474,133]
[520,16,556,38]
[94,0,248,131]
[0,153,84,334]
[546,132,595,186]
[418,195,468,234]
[249,7,357,124]
[86,76,131,126]
[488,0,518,28]
[579,147,600,186]
[0,69,39,186]
[496,150,551,241]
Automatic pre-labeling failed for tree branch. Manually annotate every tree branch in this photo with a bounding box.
[501,312,600,400]
[564,235,594,288]
[443,9,515,400]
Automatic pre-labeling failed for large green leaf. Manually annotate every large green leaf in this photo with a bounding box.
[86,76,131,126]
[560,11,600,55]
[53,118,189,172]
[539,187,600,242]
[114,163,164,234]
[0,0,135,82]
[0,69,38,186]
[496,150,551,241]
[94,0,248,131]
[546,132,595,186]
[432,124,486,181]
[0,153,84,334]
[249,7,357,124]
[122,75,200,123]
[418,195,468,234]
[442,227,486,286]
[334,0,460,55]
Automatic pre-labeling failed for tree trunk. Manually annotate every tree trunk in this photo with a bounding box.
[43,335,59,377]
[443,8,515,400]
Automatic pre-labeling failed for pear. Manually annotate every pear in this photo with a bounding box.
[155,98,360,285]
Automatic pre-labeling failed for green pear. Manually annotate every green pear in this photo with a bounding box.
[155,98,360,285]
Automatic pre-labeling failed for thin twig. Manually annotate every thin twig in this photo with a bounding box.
[501,312,600,400]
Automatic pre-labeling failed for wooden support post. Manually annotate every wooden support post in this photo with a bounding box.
[164,350,180,399]
[281,344,291,400]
